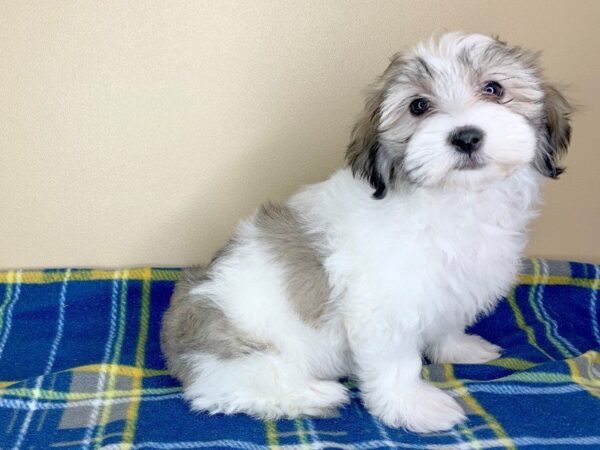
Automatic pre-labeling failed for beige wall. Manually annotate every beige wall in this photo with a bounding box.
[1,0,599,269]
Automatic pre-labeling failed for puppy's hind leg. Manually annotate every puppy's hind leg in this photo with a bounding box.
[161,285,348,418]
[161,266,349,419]
[182,352,350,419]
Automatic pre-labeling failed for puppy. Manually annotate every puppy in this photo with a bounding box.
[161,32,572,432]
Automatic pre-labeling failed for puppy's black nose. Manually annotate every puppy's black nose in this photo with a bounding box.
[450,127,484,155]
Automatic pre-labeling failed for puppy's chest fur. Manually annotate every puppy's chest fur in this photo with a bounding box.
[296,168,540,329]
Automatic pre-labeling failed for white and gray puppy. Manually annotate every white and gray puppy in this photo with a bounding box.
[161,32,572,432]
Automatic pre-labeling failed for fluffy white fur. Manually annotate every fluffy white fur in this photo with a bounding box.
[163,32,572,432]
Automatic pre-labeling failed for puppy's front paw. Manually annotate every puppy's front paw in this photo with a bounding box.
[367,382,466,433]
[431,333,502,364]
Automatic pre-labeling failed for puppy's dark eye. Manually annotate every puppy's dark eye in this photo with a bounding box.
[409,98,430,116]
[483,81,503,97]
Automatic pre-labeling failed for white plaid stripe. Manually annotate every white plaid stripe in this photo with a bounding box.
[98,436,600,450]
[0,393,184,410]
[591,264,600,345]
[431,436,600,449]
[12,269,70,450]
[364,389,397,450]
[0,381,589,412]
[461,383,586,395]
[100,441,270,450]
[82,271,121,449]
[538,260,580,355]
[0,270,22,361]
[304,419,321,449]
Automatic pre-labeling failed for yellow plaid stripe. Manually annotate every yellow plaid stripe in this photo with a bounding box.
[566,351,600,401]
[0,271,16,329]
[123,268,152,446]
[0,386,180,401]
[72,364,167,378]
[0,269,594,287]
[95,270,129,449]
[0,269,181,284]
[6,361,595,401]
[516,274,598,289]
[444,364,515,450]
[293,419,309,448]
[506,288,554,359]
[265,420,280,449]
[485,357,537,371]
[0,364,169,395]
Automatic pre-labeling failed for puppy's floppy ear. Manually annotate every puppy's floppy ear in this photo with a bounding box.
[346,67,399,200]
[345,89,388,199]
[347,53,407,198]
[535,84,572,178]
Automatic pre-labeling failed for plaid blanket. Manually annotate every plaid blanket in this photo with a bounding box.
[0,259,598,449]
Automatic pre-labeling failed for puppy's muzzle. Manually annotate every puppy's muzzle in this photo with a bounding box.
[450,127,484,156]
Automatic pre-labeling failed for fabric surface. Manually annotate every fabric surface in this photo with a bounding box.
[0,259,598,450]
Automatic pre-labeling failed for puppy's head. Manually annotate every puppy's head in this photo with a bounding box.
[346,32,572,198]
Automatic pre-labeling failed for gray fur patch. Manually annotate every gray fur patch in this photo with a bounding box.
[160,202,331,384]
[346,55,405,198]
[160,266,270,383]
[254,202,331,325]
[534,84,572,178]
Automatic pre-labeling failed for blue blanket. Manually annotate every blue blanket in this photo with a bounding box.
[0,259,599,449]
